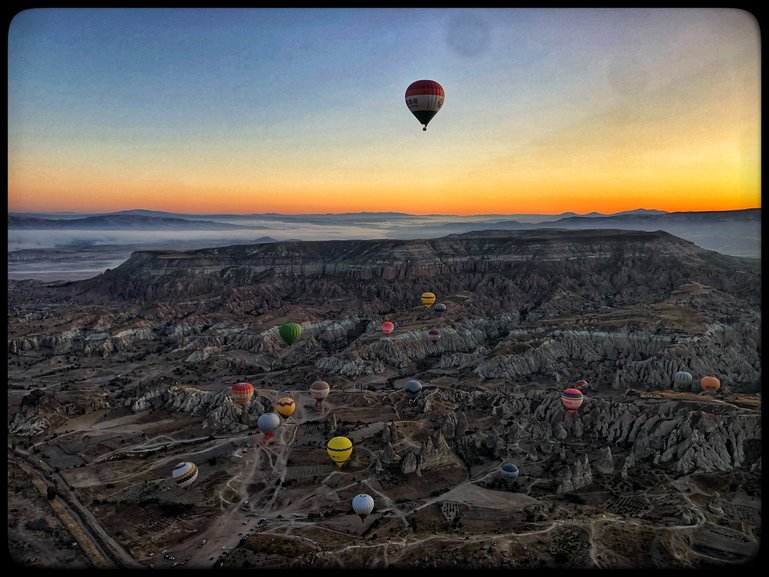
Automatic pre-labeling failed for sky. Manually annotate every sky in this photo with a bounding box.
[7,8,761,215]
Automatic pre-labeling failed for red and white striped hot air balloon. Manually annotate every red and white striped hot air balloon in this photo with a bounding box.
[405,80,444,131]
[231,382,254,407]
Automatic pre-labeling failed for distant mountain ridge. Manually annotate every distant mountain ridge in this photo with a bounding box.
[7,214,262,230]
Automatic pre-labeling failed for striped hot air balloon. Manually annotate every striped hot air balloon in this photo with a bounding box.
[427,328,441,342]
[231,382,254,407]
[279,323,302,346]
[172,461,199,488]
[405,80,445,131]
[420,292,436,308]
[381,321,395,336]
[310,380,330,404]
[700,376,721,392]
[575,379,588,391]
[674,371,693,391]
[327,436,353,468]
[561,388,584,414]
[275,397,296,418]
[433,303,447,313]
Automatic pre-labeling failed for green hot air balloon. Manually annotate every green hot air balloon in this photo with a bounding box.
[279,323,302,346]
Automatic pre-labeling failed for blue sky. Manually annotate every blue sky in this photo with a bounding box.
[8,8,761,214]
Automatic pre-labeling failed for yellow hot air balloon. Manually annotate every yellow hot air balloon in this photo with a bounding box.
[420,292,436,308]
[275,397,296,418]
[327,436,352,468]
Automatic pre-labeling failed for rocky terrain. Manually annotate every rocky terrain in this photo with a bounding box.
[7,229,761,568]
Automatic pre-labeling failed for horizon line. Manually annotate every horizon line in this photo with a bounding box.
[7,207,761,217]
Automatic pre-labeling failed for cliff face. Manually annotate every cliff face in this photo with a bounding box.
[55,230,758,318]
[6,230,761,414]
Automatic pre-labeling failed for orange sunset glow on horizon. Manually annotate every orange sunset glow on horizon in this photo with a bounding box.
[8,8,760,217]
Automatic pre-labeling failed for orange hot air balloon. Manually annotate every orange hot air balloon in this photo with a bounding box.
[231,382,254,407]
[700,376,721,392]
[381,321,395,336]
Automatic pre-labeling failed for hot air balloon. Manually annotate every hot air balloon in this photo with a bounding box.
[310,380,330,405]
[434,303,447,313]
[231,382,254,407]
[327,436,353,468]
[575,379,588,391]
[427,328,441,342]
[700,376,721,392]
[420,292,436,308]
[500,463,519,485]
[404,379,422,394]
[561,388,584,414]
[352,494,375,521]
[279,323,302,346]
[172,461,199,488]
[405,80,445,131]
[275,397,296,418]
[257,412,281,440]
[674,371,693,391]
[381,321,395,336]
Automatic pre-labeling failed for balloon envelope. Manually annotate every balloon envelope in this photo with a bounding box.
[381,321,395,336]
[700,376,721,392]
[405,80,445,130]
[500,463,519,483]
[172,461,199,488]
[258,412,281,437]
[561,388,584,413]
[231,382,254,407]
[575,379,588,391]
[275,397,296,418]
[428,329,441,342]
[404,379,422,394]
[420,292,436,308]
[352,494,375,519]
[434,303,447,313]
[310,380,330,401]
[327,436,353,468]
[674,371,693,390]
[279,323,302,346]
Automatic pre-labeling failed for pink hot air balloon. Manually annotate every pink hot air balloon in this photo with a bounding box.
[427,328,441,342]
[381,321,395,336]
[561,388,584,414]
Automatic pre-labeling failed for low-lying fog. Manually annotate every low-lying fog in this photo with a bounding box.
[7,212,760,282]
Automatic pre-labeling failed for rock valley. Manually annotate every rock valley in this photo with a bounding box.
[7,229,761,568]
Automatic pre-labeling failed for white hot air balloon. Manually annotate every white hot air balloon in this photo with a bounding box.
[352,493,375,521]
[257,412,281,441]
